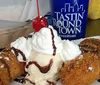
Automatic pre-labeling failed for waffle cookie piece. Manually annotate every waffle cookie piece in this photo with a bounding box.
[79,38,100,53]
[0,45,26,85]
[0,60,11,85]
[60,52,100,85]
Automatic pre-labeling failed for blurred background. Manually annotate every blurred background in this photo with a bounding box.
[0,0,50,21]
[0,0,50,48]
[0,0,100,48]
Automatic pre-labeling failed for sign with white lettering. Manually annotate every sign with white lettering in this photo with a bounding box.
[50,0,89,40]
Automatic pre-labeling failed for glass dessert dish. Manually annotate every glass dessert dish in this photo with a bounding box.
[0,20,33,48]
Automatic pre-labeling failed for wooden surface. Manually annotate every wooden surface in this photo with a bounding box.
[86,19,100,37]
[0,19,100,49]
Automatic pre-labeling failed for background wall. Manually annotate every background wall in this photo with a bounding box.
[0,0,26,6]
[0,0,50,21]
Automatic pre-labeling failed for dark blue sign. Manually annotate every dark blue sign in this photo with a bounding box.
[50,0,89,40]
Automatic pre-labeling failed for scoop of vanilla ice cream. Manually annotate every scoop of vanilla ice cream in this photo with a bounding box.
[24,25,63,85]
[25,51,63,85]
[11,35,33,62]
[60,40,81,62]
[31,25,62,55]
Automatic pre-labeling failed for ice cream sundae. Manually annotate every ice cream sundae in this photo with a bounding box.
[0,14,82,85]
[0,0,83,84]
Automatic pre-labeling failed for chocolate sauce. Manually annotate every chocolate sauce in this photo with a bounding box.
[25,35,33,39]
[0,59,11,80]
[24,78,35,85]
[3,47,26,61]
[98,79,100,82]
[50,28,57,56]
[14,78,25,83]
[47,80,55,85]
[56,78,60,82]
[14,72,28,83]
[28,35,33,38]
[11,47,26,61]
[26,59,53,73]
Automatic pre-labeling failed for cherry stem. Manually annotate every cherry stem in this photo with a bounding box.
[36,0,40,19]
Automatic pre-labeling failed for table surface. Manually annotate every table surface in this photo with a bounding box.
[86,19,100,37]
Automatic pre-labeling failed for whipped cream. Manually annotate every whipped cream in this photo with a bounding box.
[11,36,32,62]
[11,25,81,63]
[31,25,62,55]
[60,40,81,62]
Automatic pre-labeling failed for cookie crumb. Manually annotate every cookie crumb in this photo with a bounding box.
[0,65,4,68]
[79,55,83,59]
[4,57,10,61]
[88,67,94,72]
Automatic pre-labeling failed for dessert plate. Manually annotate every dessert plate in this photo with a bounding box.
[10,80,100,85]
[10,36,100,85]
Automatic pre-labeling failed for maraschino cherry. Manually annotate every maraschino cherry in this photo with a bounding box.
[32,0,48,32]
[33,17,48,32]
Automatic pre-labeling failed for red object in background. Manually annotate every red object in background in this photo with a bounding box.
[36,0,40,18]
[32,17,48,32]
[32,0,48,32]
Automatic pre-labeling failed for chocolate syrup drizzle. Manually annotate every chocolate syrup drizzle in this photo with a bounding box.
[4,47,26,61]
[25,34,33,39]
[11,47,26,61]
[24,78,35,85]
[28,35,33,38]
[47,80,55,85]
[50,28,57,56]
[98,79,100,82]
[26,59,53,73]
[14,72,28,83]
